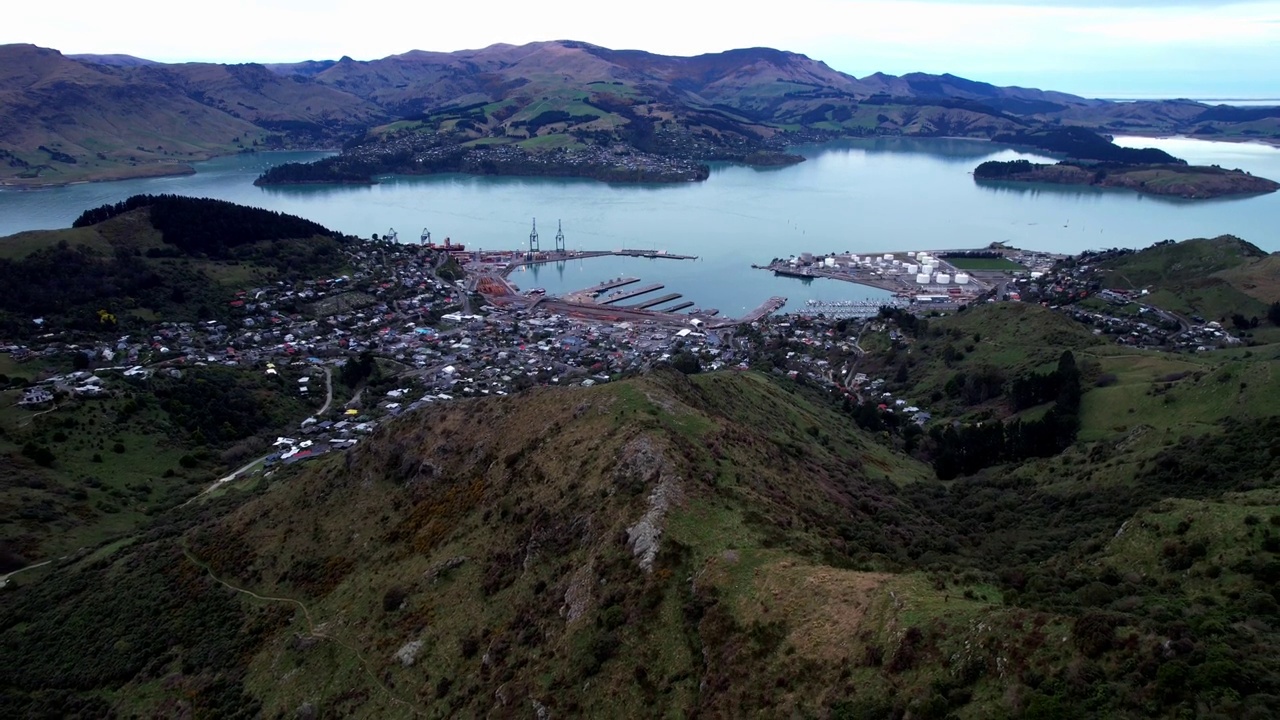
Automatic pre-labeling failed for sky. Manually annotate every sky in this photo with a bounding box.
[5,0,1279,98]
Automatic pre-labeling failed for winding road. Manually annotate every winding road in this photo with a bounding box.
[0,559,52,588]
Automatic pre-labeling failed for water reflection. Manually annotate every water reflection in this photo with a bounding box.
[973,174,1269,206]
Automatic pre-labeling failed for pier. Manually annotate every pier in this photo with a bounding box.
[711,296,786,327]
[762,262,913,294]
[664,301,694,312]
[581,277,640,297]
[618,249,699,260]
[601,283,664,305]
[628,292,683,310]
[502,249,698,275]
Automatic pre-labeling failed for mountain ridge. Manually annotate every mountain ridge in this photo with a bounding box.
[2,40,1274,186]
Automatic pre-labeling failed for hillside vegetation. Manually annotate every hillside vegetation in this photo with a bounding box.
[1081,237,1278,321]
[975,159,1279,199]
[0,45,382,185]
[0,195,348,337]
[0,363,320,565]
[5,40,1279,185]
[4,349,1280,717]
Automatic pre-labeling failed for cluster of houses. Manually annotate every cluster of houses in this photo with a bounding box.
[744,316,936,426]
[15,370,134,407]
[1008,268,1245,352]
[1,237,743,485]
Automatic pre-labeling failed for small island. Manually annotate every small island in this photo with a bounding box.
[975,128,1279,199]
[974,159,1279,199]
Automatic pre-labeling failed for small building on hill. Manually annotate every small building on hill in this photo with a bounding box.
[18,387,54,408]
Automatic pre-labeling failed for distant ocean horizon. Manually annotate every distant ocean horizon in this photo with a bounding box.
[1100,96,1280,107]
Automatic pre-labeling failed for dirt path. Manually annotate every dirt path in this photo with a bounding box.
[182,546,426,716]
[316,367,334,417]
[0,559,53,588]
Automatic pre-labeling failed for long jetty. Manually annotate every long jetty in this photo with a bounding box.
[724,296,787,326]
[581,277,640,297]
[502,249,698,275]
[665,301,694,312]
[629,292,682,310]
[618,249,699,260]
[602,283,663,305]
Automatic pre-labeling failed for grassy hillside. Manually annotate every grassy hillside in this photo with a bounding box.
[4,361,1279,717]
[0,45,381,186]
[1091,237,1276,322]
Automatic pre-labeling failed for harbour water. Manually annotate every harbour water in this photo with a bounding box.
[2,137,1278,314]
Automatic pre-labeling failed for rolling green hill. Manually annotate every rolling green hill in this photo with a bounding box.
[1091,236,1277,321]
[0,45,382,186]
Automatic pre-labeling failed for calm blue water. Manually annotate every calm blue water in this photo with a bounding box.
[2,137,1278,314]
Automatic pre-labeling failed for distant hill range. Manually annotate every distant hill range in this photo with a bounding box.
[2,40,1277,185]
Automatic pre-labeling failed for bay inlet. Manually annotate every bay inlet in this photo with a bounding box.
[2,137,1278,314]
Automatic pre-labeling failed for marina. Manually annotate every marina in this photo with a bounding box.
[790,299,909,318]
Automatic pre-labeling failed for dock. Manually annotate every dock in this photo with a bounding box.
[581,277,640,298]
[627,292,683,310]
[501,249,698,276]
[771,267,818,280]
[618,249,699,260]
[735,296,787,325]
[792,300,899,319]
[601,283,664,305]
[664,301,694,312]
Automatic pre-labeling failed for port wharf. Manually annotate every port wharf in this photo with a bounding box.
[503,248,698,275]
[469,244,787,327]
[753,247,1017,301]
[601,283,665,305]
[790,299,910,319]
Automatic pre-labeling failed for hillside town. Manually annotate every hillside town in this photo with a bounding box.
[2,240,741,468]
[1,235,1262,476]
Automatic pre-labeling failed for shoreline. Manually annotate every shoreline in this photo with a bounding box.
[0,163,197,190]
[4,132,1274,192]
[1112,132,1280,150]
[0,147,342,191]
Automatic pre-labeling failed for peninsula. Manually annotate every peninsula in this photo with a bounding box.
[975,159,1279,199]
[974,129,1279,199]
[254,142,716,186]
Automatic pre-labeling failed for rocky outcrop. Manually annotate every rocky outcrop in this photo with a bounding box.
[618,436,684,572]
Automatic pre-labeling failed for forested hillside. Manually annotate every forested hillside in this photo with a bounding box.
[0,196,347,336]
